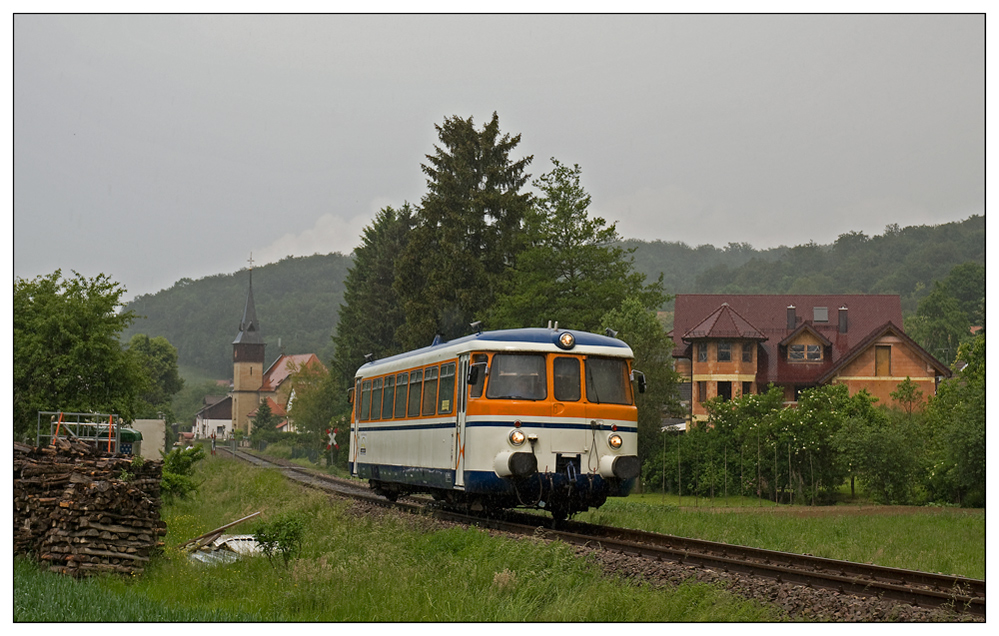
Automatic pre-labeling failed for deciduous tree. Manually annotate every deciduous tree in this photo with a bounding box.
[599,297,681,480]
[127,333,184,422]
[925,333,985,506]
[14,270,146,441]
[490,158,666,331]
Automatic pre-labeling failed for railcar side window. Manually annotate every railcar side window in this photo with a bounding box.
[407,370,423,417]
[382,375,395,419]
[486,354,547,400]
[394,372,409,419]
[553,357,581,402]
[359,379,372,421]
[354,380,362,421]
[469,354,488,398]
[584,357,632,405]
[371,378,383,420]
[422,366,439,416]
[438,362,455,414]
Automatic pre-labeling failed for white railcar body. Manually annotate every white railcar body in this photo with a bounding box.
[348,327,642,519]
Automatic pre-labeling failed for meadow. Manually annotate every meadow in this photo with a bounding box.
[577,494,985,580]
[15,453,983,621]
[15,455,779,622]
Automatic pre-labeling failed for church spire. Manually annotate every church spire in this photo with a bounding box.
[233,254,264,345]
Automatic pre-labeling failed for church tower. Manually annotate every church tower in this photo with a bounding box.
[232,263,265,436]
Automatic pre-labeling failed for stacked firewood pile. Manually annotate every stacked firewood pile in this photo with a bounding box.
[14,438,167,577]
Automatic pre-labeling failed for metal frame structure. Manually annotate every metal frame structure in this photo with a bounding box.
[36,411,123,454]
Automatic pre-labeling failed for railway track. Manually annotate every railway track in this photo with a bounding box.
[225,447,985,618]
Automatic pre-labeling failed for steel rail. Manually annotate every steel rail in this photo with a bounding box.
[224,447,984,617]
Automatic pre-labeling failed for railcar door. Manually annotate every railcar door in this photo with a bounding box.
[454,354,470,488]
[551,355,588,460]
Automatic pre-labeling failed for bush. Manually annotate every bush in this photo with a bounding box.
[253,512,306,567]
[160,445,206,500]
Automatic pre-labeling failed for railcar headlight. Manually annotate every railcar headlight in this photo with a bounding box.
[557,332,575,349]
[509,429,527,446]
[608,434,623,449]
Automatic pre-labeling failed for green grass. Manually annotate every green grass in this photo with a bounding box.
[577,495,985,579]
[15,455,780,622]
[13,557,255,621]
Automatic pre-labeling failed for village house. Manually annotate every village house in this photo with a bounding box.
[670,294,951,425]
[193,395,232,440]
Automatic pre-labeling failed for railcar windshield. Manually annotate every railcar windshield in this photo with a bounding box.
[585,357,633,405]
[486,354,547,400]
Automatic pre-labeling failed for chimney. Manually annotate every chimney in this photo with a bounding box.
[787,305,796,330]
[838,306,849,333]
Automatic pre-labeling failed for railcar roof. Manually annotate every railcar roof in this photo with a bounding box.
[355,328,633,377]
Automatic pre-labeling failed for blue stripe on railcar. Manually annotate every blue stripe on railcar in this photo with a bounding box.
[355,462,455,489]
[353,462,636,498]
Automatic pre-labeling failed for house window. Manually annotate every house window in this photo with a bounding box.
[717,341,731,362]
[813,307,829,322]
[697,381,707,404]
[679,382,692,403]
[717,381,732,401]
[742,381,753,396]
[788,344,822,362]
[875,345,891,376]
[742,342,753,363]
[697,343,707,362]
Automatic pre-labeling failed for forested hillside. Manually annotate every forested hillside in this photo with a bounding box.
[122,215,983,380]
[122,253,352,379]
[626,215,984,315]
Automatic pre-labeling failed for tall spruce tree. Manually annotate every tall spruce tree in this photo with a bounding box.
[490,158,667,331]
[395,113,533,348]
[332,204,415,391]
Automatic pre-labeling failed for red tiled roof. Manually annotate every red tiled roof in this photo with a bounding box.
[672,294,909,386]
[778,323,832,348]
[248,396,287,419]
[682,302,767,341]
[260,353,325,392]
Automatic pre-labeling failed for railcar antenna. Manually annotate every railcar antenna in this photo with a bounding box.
[605,327,618,338]
[470,320,483,334]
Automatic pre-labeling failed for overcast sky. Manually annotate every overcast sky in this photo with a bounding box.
[13,14,984,301]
